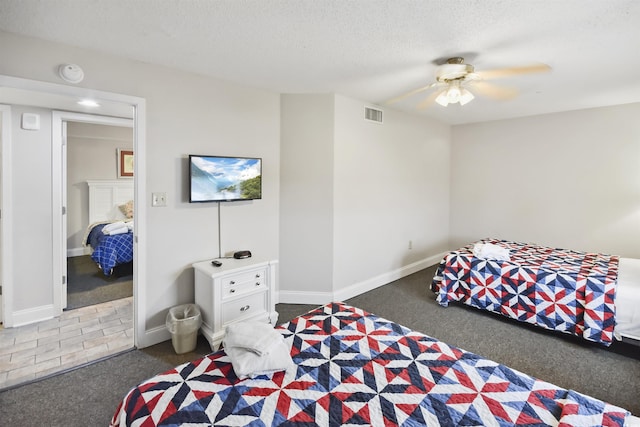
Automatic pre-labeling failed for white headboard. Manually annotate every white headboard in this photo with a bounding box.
[87,180,134,224]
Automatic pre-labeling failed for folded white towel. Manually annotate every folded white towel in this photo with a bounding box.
[473,243,511,261]
[102,221,127,233]
[125,221,134,231]
[225,333,294,379]
[224,321,281,356]
[103,224,128,235]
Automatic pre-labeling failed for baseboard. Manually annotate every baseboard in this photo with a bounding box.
[277,290,333,305]
[333,253,445,302]
[137,324,171,349]
[67,247,90,257]
[11,304,56,327]
[278,252,446,306]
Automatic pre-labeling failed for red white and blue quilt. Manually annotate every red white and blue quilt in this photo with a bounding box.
[110,302,630,426]
[432,239,620,346]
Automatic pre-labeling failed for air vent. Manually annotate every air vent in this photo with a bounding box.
[364,106,383,124]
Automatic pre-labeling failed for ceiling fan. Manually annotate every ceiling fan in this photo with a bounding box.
[386,57,550,108]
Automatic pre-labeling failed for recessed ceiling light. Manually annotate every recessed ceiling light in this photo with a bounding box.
[77,99,100,107]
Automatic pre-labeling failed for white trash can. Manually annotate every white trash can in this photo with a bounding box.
[166,304,202,354]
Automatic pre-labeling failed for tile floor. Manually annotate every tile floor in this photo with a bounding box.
[0,296,133,390]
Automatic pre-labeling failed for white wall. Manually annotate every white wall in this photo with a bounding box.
[9,106,53,311]
[333,96,451,291]
[280,94,335,297]
[450,103,640,258]
[0,31,280,340]
[280,94,451,303]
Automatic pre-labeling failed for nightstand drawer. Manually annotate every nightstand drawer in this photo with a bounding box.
[222,291,267,325]
[222,267,267,299]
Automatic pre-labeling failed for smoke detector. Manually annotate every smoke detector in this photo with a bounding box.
[58,64,84,84]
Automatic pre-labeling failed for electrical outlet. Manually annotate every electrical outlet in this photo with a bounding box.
[152,192,167,207]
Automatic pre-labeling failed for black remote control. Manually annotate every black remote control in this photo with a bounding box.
[211,260,222,267]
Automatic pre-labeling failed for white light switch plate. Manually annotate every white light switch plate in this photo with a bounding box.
[152,192,167,207]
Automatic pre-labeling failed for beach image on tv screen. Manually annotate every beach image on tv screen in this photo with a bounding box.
[191,156,261,201]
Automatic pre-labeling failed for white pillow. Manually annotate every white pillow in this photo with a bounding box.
[118,200,134,219]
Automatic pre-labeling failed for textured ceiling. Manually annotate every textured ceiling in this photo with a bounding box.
[1,0,639,124]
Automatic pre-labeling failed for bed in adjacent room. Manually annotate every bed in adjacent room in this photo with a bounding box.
[431,238,640,346]
[82,180,134,276]
[110,302,637,426]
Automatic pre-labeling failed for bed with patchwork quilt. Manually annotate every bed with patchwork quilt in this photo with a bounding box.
[431,238,640,346]
[110,302,635,426]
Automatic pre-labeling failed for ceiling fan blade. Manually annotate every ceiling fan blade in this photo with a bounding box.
[385,83,438,105]
[416,89,441,110]
[470,81,519,100]
[476,63,551,80]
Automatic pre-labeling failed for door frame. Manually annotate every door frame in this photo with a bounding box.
[0,74,146,349]
[52,112,134,311]
[0,104,13,326]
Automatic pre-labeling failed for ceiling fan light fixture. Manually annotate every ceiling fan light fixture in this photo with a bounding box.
[435,89,450,107]
[387,56,549,111]
[446,85,462,103]
[435,82,474,107]
[459,88,475,105]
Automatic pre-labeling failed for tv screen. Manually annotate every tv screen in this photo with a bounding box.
[189,155,262,202]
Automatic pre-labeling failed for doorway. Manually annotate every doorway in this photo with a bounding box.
[64,120,134,311]
[0,75,147,388]
[53,114,134,311]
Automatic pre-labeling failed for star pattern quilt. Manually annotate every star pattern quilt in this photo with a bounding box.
[110,302,630,426]
[432,239,619,345]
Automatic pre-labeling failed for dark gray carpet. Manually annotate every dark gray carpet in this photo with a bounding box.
[1,265,638,426]
[66,255,133,310]
[0,338,212,426]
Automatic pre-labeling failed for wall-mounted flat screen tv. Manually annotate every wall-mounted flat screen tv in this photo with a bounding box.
[189,154,262,202]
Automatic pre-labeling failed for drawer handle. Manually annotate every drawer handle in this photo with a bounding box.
[229,280,236,285]
[240,305,250,312]
[255,274,261,278]
[255,282,260,286]
[230,289,236,293]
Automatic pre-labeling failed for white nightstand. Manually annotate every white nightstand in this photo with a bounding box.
[193,257,279,350]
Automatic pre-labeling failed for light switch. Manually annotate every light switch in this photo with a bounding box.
[151,192,167,207]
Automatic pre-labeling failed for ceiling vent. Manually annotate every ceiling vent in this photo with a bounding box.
[364,106,383,124]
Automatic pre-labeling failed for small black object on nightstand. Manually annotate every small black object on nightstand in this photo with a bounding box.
[211,260,222,267]
[233,250,252,259]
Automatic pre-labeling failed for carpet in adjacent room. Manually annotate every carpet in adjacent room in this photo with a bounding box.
[66,255,133,310]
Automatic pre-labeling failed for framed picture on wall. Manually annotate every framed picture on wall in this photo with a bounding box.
[118,148,134,178]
